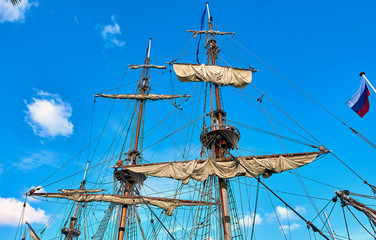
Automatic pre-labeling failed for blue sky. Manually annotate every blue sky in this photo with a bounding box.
[1,0,376,239]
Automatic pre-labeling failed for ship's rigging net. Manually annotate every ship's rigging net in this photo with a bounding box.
[121,152,322,184]
[172,63,253,89]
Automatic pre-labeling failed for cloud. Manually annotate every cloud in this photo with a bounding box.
[25,89,73,138]
[280,223,301,232]
[0,197,47,226]
[266,205,306,222]
[0,0,38,23]
[13,150,58,171]
[101,15,125,48]
[239,213,263,227]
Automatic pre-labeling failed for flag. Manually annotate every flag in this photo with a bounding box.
[196,6,207,64]
[346,75,371,117]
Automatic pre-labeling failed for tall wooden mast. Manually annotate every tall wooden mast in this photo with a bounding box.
[117,38,152,240]
[205,4,233,239]
[61,161,90,240]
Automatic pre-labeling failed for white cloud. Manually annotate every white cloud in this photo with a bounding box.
[101,15,125,47]
[239,213,263,227]
[280,223,301,232]
[14,150,58,171]
[0,0,38,23]
[25,89,73,138]
[276,206,296,221]
[266,205,306,222]
[0,197,47,226]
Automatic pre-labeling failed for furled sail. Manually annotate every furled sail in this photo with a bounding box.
[95,93,190,101]
[172,63,253,89]
[335,190,376,227]
[128,64,167,69]
[29,193,215,216]
[119,151,325,184]
[58,189,105,194]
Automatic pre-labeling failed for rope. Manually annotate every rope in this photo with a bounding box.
[342,207,351,240]
[230,154,330,240]
[250,177,260,240]
[228,35,376,151]
[249,83,375,191]
[135,189,176,240]
[346,205,376,238]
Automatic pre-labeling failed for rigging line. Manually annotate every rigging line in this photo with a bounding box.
[229,120,316,148]
[14,198,26,240]
[249,83,374,188]
[227,34,376,151]
[250,177,260,240]
[140,114,205,153]
[294,169,330,234]
[150,103,184,157]
[142,94,204,141]
[264,184,288,240]
[37,154,120,189]
[319,200,337,233]
[71,100,96,188]
[134,190,176,240]
[261,101,287,153]
[311,199,334,223]
[229,153,330,239]
[235,89,319,146]
[287,171,343,190]
[96,80,139,95]
[34,104,131,187]
[345,205,376,238]
[342,207,351,240]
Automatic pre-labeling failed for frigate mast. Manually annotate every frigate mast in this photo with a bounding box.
[201,3,240,239]
[61,161,89,240]
[116,38,152,240]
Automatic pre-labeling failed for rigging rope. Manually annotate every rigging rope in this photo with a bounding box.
[227,152,330,240]
[249,83,376,192]
[250,177,260,240]
[227,35,376,152]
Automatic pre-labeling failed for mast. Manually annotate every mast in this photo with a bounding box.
[117,38,152,240]
[61,161,90,240]
[205,4,232,239]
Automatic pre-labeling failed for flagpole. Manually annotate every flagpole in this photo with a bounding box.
[360,72,376,94]
[206,2,211,22]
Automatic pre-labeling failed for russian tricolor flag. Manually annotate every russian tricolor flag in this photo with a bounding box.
[346,75,371,118]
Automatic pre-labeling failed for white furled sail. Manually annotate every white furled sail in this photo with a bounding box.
[172,63,253,89]
[29,193,215,216]
[58,189,105,194]
[128,64,167,69]
[120,151,324,184]
[95,93,190,100]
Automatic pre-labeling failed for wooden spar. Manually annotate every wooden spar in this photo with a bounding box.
[29,192,217,205]
[63,161,89,240]
[117,38,151,240]
[26,222,41,240]
[206,13,232,240]
[115,150,327,169]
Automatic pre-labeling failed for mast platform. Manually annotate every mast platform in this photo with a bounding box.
[200,124,240,150]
